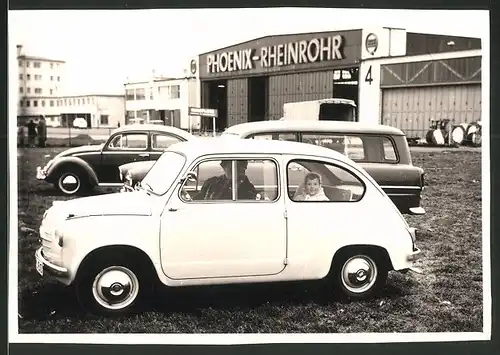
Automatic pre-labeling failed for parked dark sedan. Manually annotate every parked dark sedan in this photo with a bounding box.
[119,121,426,215]
[36,124,195,195]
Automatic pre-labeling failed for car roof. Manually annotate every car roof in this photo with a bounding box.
[168,137,354,164]
[222,120,405,136]
[111,124,194,139]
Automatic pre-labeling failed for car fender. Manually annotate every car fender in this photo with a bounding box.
[46,156,99,186]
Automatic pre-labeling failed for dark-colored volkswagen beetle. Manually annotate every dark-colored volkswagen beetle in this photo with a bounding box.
[118,121,426,216]
[36,124,195,195]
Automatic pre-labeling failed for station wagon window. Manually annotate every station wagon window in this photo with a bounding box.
[151,133,182,150]
[287,159,365,202]
[107,133,148,150]
[301,133,365,161]
[180,158,279,202]
[383,137,397,161]
[249,132,298,142]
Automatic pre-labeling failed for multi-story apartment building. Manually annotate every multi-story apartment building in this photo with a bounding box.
[124,72,200,131]
[17,44,65,123]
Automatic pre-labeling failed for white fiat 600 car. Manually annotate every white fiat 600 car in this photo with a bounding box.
[35,138,422,316]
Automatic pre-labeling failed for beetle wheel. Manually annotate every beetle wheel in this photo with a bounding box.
[57,171,83,195]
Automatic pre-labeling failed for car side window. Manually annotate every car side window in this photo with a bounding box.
[108,133,148,150]
[287,159,365,202]
[301,133,366,161]
[250,133,298,142]
[179,158,279,203]
[382,137,397,161]
[151,133,182,150]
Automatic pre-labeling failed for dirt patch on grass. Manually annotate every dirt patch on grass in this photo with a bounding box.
[15,147,484,333]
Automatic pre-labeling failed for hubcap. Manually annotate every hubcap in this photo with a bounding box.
[92,266,139,310]
[59,173,80,194]
[341,255,378,294]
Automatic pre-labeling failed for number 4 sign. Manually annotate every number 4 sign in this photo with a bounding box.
[358,62,381,125]
[365,65,374,85]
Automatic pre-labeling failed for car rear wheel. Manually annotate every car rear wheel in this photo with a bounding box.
[331,249,388,300]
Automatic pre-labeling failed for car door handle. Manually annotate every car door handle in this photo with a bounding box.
[139,153,150,158]
[168,208,178,212]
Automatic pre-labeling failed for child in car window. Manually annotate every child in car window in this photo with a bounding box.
[293,172,329,201]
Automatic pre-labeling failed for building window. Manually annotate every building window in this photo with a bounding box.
[41,100,46,107]
[19,74,23,80]
[34,62,41,68]
[149,87,154,100]
[27,87,31,94]
[101,115,109,125]
[57,76,60,81]
[50,100,54,107]
[27,74,31,80]
[35,74,42,80]
[78,98,81,105]
[18,60,23,67]
[87,98,90,104]
[35,88,42,94]
[50,63,54,69]
[26,100,30,107]
[19,87,23,94]
[170,85,180,99]
[33,100,38,107]
[50,76,53,81]
[126,89,135,100]
[136,88,145,100]
[19,100,23,107]
[50,89,53,95]
[64,99,67,105]
[26,61,31,67]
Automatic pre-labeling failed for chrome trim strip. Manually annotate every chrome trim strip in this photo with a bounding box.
[381,185,422,190]
[98,183,124,187]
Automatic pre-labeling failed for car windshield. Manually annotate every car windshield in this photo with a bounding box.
[139,151,186,195]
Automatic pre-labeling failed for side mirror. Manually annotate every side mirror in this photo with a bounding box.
[184,171,198,182]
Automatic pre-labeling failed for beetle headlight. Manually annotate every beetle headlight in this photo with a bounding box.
[125,172,133,185]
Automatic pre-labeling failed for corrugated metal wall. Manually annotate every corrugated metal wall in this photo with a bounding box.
[268,71,334,120]
[381,84,482,139]
[227,78,248,127]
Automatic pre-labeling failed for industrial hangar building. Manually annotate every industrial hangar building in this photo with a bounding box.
[194,27,481,139]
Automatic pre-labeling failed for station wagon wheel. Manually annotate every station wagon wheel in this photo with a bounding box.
[331,250,388,300]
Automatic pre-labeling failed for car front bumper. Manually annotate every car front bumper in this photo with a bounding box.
[36,166,47,180]
[35,247,69,278]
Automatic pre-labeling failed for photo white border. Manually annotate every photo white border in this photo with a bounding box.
[7,8,492,345]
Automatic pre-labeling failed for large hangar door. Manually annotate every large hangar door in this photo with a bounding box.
[381,84,482,139]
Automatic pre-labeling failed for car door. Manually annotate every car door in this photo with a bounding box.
[283,156,369,268]
[98,131,151,183]
[149,132,185,161]
[160,155,287,280]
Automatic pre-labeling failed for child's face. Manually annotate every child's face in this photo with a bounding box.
[305,177,320,196]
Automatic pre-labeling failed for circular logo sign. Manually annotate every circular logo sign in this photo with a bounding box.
[190,59,197,75]
[365,33,378,55]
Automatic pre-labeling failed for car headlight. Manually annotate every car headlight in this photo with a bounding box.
[125,172,133,185]
[54,228,64,247]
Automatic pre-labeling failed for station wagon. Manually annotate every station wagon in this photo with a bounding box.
[120,121,426,215]
[35,138,422,316]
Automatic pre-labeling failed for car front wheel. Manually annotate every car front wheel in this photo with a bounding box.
[331,250,388,300]
[76,261,146,316]
[56,170,87,195]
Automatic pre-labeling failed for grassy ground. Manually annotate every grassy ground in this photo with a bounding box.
[16,147,483,333]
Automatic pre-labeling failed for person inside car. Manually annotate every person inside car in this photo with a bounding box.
[293,172,330,201]
[195,160,258,201]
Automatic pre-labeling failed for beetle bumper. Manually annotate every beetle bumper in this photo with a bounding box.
[36,166,47,180]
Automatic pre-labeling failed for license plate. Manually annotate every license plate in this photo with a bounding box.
[36,258,43,276]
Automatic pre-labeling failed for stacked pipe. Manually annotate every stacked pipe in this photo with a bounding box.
[426,120,482,147]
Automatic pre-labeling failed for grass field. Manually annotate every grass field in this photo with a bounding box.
[15,146,484,333]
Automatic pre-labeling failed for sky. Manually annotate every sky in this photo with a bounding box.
[8,8,489,96]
